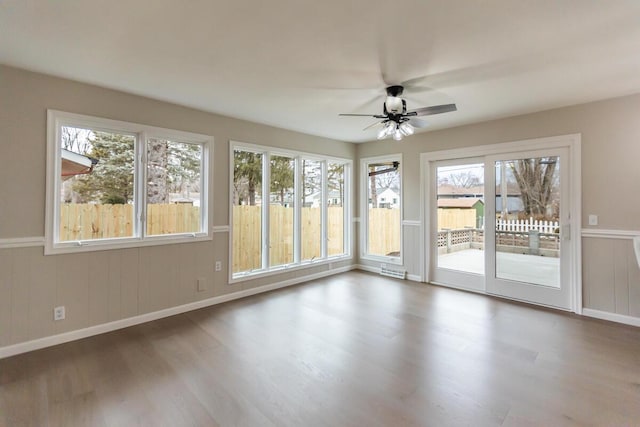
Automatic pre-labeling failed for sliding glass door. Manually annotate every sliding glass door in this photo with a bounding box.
[429,145,574,310]
[485,148,571,309]
[430,159,485,292]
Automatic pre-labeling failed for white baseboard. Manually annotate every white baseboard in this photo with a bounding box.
[354,264,421,282]
[355,263,378,274]
[582,308,640,327]
[0,264,356,359]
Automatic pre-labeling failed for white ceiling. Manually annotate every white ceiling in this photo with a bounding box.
[2,1,640,142]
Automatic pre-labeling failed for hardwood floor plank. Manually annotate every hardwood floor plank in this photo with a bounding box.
[1,271,640,426]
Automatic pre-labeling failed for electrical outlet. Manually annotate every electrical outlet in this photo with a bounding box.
[53,306,65,321]
[197,278,206,292]
[588,214,598,226]
[215,261,222,272]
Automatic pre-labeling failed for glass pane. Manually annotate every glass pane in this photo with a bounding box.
[495,157,560,287]
[232,150,263,273]
[367,161,400,257]
[301,159,322,261]
[146,139,202,236]
[59,126,135,241]
[436,163,485,275]
[269,155,295,267]
[327,163,345,256]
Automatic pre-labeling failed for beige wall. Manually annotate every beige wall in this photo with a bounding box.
[0,65,356,348]
[357,93,640,315]
[2,63,640,351]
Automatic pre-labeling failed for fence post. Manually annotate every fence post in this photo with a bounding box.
[445,229,452,253]
[529,230,540,255]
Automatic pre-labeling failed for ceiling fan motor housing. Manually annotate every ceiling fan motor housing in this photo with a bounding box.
[384,96,406,114]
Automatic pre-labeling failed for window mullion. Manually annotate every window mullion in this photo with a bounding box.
[321,160,328,258]
[293,156,301,264]
[346,163,351,256]
[262,152,270,270]
[136,131,147,239]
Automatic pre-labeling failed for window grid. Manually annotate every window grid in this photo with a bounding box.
[46,110,212,255]
[231,143,351,279]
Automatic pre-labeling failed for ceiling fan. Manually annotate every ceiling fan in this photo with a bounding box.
[339,85,457,141]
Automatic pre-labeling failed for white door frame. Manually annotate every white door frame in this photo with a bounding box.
[419,134,582,313]
[429,157,486,293]
[485,147,571,309]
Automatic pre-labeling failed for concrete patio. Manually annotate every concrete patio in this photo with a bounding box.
[437,249,560,288]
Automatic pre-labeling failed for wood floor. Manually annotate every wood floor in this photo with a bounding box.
[1,271,640,426]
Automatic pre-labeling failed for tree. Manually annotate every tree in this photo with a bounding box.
[508,158,558,218]
[147,139,169,204]
[368,163,400,207]
[71,132,135,204]
[301,160,322,206]
[327,163,344,206]
[270,156,294,205]
[166,142,201,196]
[61,126,92,154]
[69,134,201,205]
[233,151,262,205]
[448,171,481,188]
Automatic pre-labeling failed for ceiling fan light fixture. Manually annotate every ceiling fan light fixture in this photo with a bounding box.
[393,127,403,141]
[377,121,395,139]
[399,122,414,136]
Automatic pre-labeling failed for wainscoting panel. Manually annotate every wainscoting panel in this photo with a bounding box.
[582,231,640,318]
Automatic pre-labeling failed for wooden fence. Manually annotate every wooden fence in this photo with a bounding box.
[437,208,476,230]
[232,205,346,273]
[60,204,401,273]
[59,203,200,241]
[367,208,401,257]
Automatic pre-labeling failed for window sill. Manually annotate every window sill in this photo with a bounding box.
[229,254,352,284]
[44,233,212,255]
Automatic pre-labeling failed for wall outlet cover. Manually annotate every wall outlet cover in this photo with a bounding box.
[53,306,65,321]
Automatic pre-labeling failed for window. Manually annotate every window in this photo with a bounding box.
[231,142,350,278]
[46,110,211,254]
[362,155,402,262]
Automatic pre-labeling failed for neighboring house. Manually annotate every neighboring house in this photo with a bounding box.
[302,189,343,208]
[437,197,485,228]
[495,194,524,214]
[377,188,399,209]
[437,183,484,199]
[437,197,484,216]
[60,148,98,181]
[438,183,525,216]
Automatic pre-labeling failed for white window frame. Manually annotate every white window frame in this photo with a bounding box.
[360,154,403,265]
[229,141,352,282]
[45,110,212,254]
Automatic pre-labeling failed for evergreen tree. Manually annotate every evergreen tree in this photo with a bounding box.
[72,132,135,204]
[233,151,262,205]
[147,138,169,204]
[270,156,294,205]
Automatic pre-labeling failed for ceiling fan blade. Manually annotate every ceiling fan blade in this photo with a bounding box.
[376,35,397,86]
[339,113,387,118]
[407,103,457,117]
[363,121,385,131]
[408,117,429,128]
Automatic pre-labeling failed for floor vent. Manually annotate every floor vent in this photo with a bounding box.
[380,266,406,279]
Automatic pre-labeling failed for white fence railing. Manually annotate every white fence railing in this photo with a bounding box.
[495,218,559,234]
